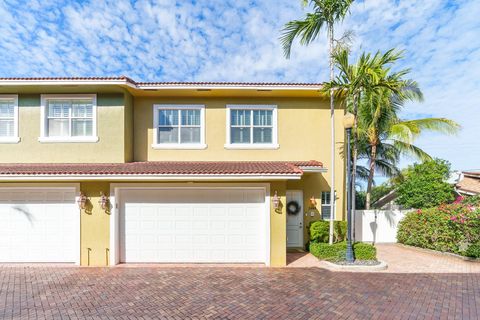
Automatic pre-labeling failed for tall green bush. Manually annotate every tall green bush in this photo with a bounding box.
[309,220,347,243]
[397,197,480,255]
[396,159,455,209]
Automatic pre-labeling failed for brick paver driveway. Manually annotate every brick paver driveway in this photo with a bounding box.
[1,266,479,319]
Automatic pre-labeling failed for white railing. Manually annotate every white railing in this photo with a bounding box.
[354,209,411,243]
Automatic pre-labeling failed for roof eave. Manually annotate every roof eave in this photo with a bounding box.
[0,174,303,181]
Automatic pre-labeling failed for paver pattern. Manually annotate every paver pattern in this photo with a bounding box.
[1,265,479,319]
[288,243,480,273]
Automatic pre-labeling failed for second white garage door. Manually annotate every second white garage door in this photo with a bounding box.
[119,188,268,263]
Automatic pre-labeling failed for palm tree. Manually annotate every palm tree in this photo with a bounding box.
[323,48,411,218]
[280,0,354,245]
[356,86,460,209]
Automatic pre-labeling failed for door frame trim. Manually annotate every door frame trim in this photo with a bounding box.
[286,189,304,248]
[109,182,271,266]
[0,183,81,265]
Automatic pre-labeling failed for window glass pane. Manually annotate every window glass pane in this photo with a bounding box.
[0,120,14,137]
[159,110,178,126]
[322,192,331,204]
[72,119,93,137]
[0,100,14,118]
[180,127,200,143]
[253,110,272,126]
[48,100,70,118]
[48,119,69,136]
[72,100,93,118]
[231,109,250,126]
[181,109,200,126]
[253,128,272,143]
[158,127,179,143]
[231,127,251,144]
[321,205,331,220]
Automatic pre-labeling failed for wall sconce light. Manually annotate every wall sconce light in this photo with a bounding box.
[272,191,280,210]
[77,193,87,210]
[309,196,317,208]
[99,192,108,211]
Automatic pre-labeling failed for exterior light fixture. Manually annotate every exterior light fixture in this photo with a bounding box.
[309,196,317,208]
[272,191,280,210]
[77,193,87,210]
[99,192,108,211]
[343,112,355,129]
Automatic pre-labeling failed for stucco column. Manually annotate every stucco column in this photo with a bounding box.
[269,181,287,267]
[80,181,111,266]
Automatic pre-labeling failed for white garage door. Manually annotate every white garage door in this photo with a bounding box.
[119,188,268,263]
[0,188,79,263]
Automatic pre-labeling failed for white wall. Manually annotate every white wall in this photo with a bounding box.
[355,210,410,243]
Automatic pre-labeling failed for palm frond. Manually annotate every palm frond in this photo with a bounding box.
[280,15,325,58]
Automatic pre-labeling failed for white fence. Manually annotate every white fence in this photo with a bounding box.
[354,209,410,243]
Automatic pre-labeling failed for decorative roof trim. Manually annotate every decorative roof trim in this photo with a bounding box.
[0,76,323,90]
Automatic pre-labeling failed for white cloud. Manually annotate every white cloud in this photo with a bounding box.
[0,0,478,171]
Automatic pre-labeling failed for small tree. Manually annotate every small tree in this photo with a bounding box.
[396,159,455,209]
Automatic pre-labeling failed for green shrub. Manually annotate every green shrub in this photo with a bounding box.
[352,242,377,260]
[309,220,347,243]
[465,244,480,258]
[309,241,377,261]
[397,200,480,255]
[396,159,455,209]
[463,195,480,206]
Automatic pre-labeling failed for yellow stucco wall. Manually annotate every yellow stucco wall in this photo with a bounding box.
[0,93,127,163]
[133,96,345,220]
[80,181,111,266]
[269,181,287,267]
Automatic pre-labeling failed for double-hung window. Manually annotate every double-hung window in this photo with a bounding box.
[226,105,278,149]
[321,191,334,220]
[0,95,19,143]
[40,94,98,142]
[152,105,206,149]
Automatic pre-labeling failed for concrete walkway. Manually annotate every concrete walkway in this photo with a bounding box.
[287,243,480,273]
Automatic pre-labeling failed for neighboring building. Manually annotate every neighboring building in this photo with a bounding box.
[371,190,403,210]
[0,77,346,267]
[455,171,480,195]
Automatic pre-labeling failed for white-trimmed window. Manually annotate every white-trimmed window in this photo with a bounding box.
[321,191,332,220]
[39,94,98,143]
[152,104,206,149]
[0,95,19,143]
[225,105,278,149]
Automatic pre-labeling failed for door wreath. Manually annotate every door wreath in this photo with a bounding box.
[286,201,301,215]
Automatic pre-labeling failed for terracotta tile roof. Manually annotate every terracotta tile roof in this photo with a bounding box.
[457,172,480,194]
[0,76,137,84]
[0,161,323,176]
[136,81,323,87]
[0,76,322,88]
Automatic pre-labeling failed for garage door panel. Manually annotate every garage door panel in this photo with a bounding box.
[120,188,266,263]
[0,188,78,263]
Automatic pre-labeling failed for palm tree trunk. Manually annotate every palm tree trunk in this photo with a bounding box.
[365,144,377,210]
[351,94,359,235]
[328,22,336,246]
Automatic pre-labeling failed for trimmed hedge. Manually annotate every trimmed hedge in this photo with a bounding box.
[465,243,480,258]
[397,197,480,255]
[309,241,377,262]
[309,220,347,243]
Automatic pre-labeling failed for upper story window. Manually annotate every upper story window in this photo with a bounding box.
[225,105,278,149]
[39,94,98,143]
[0,95,19,143]
[152,104,206,149]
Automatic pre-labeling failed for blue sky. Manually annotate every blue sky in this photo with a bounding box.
[0,0,478,174]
